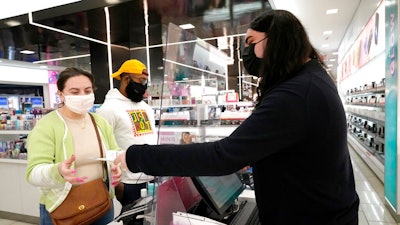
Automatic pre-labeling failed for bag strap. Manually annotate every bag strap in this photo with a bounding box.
[88,113,107,180]
[89,113,103,157]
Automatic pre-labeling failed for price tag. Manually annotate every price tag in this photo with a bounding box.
[225,93,238,102]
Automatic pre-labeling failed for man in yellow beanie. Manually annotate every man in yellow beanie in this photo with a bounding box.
[96,59,157,224]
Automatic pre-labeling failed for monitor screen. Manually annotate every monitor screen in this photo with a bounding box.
[191,173,245,216]
[20,96,43,109]
[30,97,43,107]
[156,177,202,225]
[0,96,8,110]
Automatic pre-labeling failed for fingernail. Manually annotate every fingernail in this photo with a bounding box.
[71,169,76,173]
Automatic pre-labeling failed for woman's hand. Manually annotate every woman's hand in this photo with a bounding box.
[58,154,88,184]
[110,163,122,187]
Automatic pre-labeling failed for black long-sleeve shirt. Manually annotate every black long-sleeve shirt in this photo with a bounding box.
[125,59,359,225]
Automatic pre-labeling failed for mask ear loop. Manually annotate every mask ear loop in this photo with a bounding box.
[57,91,65,105]
[254,36,267,45]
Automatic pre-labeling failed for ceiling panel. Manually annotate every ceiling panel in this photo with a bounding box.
[0,0,383,82]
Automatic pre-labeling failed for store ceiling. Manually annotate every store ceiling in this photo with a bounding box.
[0,0,383,82]
[0,0,269,74]
[271,0,382,76]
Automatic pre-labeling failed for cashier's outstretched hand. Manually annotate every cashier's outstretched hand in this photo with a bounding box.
[114,151,128,171]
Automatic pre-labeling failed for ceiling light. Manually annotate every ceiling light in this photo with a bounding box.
[332,52,339,55]
[179,23,195,29]
[326,9,338,14]
[5,20,21,26]
[20,50,35,54]
[327,64,333,67]
[0,0,81,20]
[105,0,121,4]
[330,59,336,62]
[323,30,333,35]
[321,44,329,48]
[217,37,229,50]
[33,54,90,63]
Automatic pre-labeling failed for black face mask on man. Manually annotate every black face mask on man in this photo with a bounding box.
[126,80,147,102]
[242,43,263,77]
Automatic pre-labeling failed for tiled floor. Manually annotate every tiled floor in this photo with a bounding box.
[350,147,400,225]
[1,146,400,225]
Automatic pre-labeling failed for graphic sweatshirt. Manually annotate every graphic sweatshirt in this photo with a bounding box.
[97,88,158,184]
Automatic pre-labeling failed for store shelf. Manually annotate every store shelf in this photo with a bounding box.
[157,124,238,144]
[348,131,384,161]
[346,86,385,96]
[158,125,238,136]
[346,107,385,122]
[0,158,27,164]
[150,101,254,109]
[0,130,30,135]
[345,85,385,113]
[345,102,385,109]
[346,108,385,179]
[152,104,197,109]
[348,134,384,182]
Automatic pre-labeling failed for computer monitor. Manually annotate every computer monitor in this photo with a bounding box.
[30,97,43,108]
[156,177,202,225]
[191,173,245,217]
[0,96,8,110]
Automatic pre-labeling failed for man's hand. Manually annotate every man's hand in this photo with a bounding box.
[114,151,128,171]
[110,163,122,187]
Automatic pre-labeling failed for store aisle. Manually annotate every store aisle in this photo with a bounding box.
[1,145,399,225]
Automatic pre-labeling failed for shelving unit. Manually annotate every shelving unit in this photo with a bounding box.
[345,86,385,108]
[0,130,30,135]
[0,128,39,222]
[344,84,385,182]
[152,103,252,144]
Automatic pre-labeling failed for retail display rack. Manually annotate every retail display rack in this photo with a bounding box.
[151,101,254,144]
[344,79,386,180]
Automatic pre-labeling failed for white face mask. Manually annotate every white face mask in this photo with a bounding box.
[63,93,95,114]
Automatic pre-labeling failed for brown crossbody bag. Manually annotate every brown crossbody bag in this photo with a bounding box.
[50,113,112,225]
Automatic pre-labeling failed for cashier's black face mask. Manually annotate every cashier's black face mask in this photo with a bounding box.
[242,43,263,77]
[126,80,147,102]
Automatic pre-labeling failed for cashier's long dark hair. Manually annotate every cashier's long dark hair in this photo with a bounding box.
[251,10,327,106]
